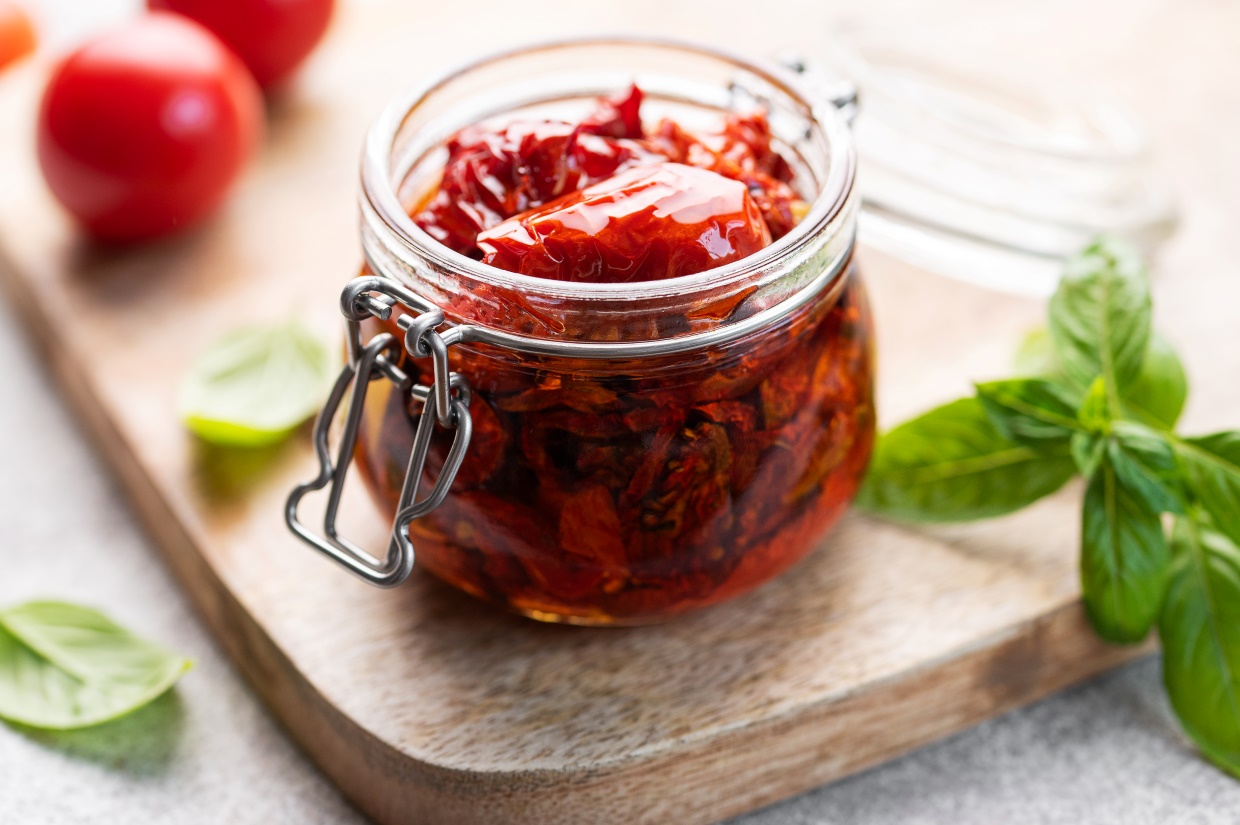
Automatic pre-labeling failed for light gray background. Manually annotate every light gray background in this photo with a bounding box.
[3,0,1239,822]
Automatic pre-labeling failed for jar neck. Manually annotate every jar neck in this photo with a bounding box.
[358,37,857,348]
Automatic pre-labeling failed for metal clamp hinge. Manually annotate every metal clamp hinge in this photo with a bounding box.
[285,275,473,588]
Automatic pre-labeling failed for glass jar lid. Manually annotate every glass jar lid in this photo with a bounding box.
[795,39,1177,296]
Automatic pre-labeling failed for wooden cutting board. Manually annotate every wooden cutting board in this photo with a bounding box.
[1,2,1235,823]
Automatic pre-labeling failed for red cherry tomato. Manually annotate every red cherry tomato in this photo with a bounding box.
[147,0,334,88]
[0,1,36,72]
[37,13,263,242]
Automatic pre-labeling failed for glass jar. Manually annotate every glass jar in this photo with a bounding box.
[286,38,874,625]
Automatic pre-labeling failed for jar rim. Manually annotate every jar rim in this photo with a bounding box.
[359,35,857,304]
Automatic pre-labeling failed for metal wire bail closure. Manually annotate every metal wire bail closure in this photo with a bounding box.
[284,275,473,588]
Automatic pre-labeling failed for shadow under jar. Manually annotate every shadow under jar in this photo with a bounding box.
[343,39,873,625]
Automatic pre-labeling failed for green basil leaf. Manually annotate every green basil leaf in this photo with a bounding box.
[1080,455,1170,643]
[1124,333,1188,429]
[1161,517,1240,778]
[976,378,1081,448]
[1177,432,1240,548]
[1014,326,1184,429]
[0,601,191,730]
[1071,430,1105,479]
[856,397,1077,523]
[1048,238,1152,402]
[1108,422,1186,514]
[178,321,337,448]
[1077,377,1112,432]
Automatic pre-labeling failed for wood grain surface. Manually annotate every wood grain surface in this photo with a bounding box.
[0,1,1236,823]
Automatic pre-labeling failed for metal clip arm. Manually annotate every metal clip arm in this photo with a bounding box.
[284,276,473,588]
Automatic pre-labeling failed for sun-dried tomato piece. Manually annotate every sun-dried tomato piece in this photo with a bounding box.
[694,399,755,428]
[412,89,665,256]
[785,411,856,503]
[356,270,875,622]
[498,378,626,415]
[620,421,732,536]
[536,409,630,439]
[759,345,814,429]
[648,117,803,240]
[694,400,769,492]
[518,419,556,475]
[720,112,795,182]
[646,354,766,407]
[622,405,686,433]
[458,492,602,599]
[578,84,646,139]
[559,485,627,569]
[451,394,508,488]
[573,442,639,488]
[477,164,771,283]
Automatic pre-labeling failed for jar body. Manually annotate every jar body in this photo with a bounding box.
[338,38,872,622]
[354,260,874,623]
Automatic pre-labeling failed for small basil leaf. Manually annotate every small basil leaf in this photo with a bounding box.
[178,321,337,448]
[1177,432,1240,548]
[1124,333,1188,429]
[1077,377,1112,432]
[1014,326,1184,428]
[1109,422,1186,514]
[0,601,192,730]
[1048,237,1152,400]
[1161,518,1240,778]
[1080,455,1170,644]
[1072,430,1106,479]
[856,397,1077,523]
[976,379,1081,448]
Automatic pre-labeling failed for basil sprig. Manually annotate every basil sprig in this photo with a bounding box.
[858,237,1240,778]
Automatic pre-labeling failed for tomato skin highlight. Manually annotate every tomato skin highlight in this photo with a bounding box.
[147,0,334,88]
[477,163,773,283]
[0,1,35,72]
[36,13,263,243]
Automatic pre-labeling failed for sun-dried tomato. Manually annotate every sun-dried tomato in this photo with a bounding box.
[411,85,804,262]
[352,88,875,623]
[356,271,874,622]
[448,393,507,488]
[578,84,646,140]
[559,485,628,568]
[478,163,772,283]
[647,117,803,240]
[413,86,664,256]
